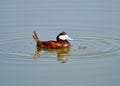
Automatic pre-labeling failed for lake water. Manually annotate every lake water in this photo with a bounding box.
[0,0,120,86]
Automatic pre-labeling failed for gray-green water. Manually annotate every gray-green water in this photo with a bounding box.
[0,0,120,86]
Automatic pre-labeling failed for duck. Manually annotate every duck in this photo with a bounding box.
[32,31,72,49]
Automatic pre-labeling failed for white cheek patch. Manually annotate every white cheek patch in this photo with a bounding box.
[59,35,67,40]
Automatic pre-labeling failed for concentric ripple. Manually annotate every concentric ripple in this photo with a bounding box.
[70,36,120,59]
[0,36,120,62]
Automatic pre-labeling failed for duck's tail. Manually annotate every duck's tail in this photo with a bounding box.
[32,31,39,42]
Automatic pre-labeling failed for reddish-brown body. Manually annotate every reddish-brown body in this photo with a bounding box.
[37,40,71,49]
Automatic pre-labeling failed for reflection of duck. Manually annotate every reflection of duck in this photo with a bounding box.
[32,31,72,49]
[34,47,71,63]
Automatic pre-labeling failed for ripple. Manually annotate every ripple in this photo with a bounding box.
[0,37,35,62]
[0,36,120,62]
[70,36,120,59]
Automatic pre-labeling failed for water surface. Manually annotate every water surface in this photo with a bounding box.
[0,0,120,86]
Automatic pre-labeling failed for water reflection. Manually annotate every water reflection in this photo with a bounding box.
[34,47,71,63]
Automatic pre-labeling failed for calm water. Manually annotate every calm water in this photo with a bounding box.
[0,0,120,86]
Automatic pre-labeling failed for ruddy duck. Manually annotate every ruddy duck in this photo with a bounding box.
[32,31,72,49]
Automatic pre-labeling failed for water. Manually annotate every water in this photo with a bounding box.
[0,0,120,86]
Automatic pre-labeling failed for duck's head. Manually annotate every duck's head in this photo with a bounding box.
[56,32,72,42]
